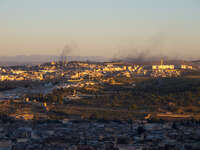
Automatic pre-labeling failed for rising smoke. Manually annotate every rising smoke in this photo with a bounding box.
[60,42,78,63]
[111,32,196,63]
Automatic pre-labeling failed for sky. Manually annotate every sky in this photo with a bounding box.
[0,0,200,59]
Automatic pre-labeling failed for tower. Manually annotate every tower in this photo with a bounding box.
[161,59,164,65]
[60,45,71,66]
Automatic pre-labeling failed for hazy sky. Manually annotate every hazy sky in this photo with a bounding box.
[0,0,200,59]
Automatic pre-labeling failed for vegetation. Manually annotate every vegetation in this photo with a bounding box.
[23,77,200,120]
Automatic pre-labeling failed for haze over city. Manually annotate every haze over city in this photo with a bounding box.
[2,1,200,150]
[0,0,200,60]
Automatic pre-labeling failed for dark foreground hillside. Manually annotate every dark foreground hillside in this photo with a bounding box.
[0,114,200,150]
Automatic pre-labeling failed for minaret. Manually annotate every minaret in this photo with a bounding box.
[161,59,164,65]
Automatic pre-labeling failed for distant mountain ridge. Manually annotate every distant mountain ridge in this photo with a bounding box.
[0,55,109,65]
[0,55,199,66]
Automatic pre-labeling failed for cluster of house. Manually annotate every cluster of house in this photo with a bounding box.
[0,64,57,81]
[69,61,194,80]
[0,69,44,81]
[150,60,193,77]
[0,60,194,81]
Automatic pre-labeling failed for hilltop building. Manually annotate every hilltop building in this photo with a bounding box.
[152,59,174,70]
